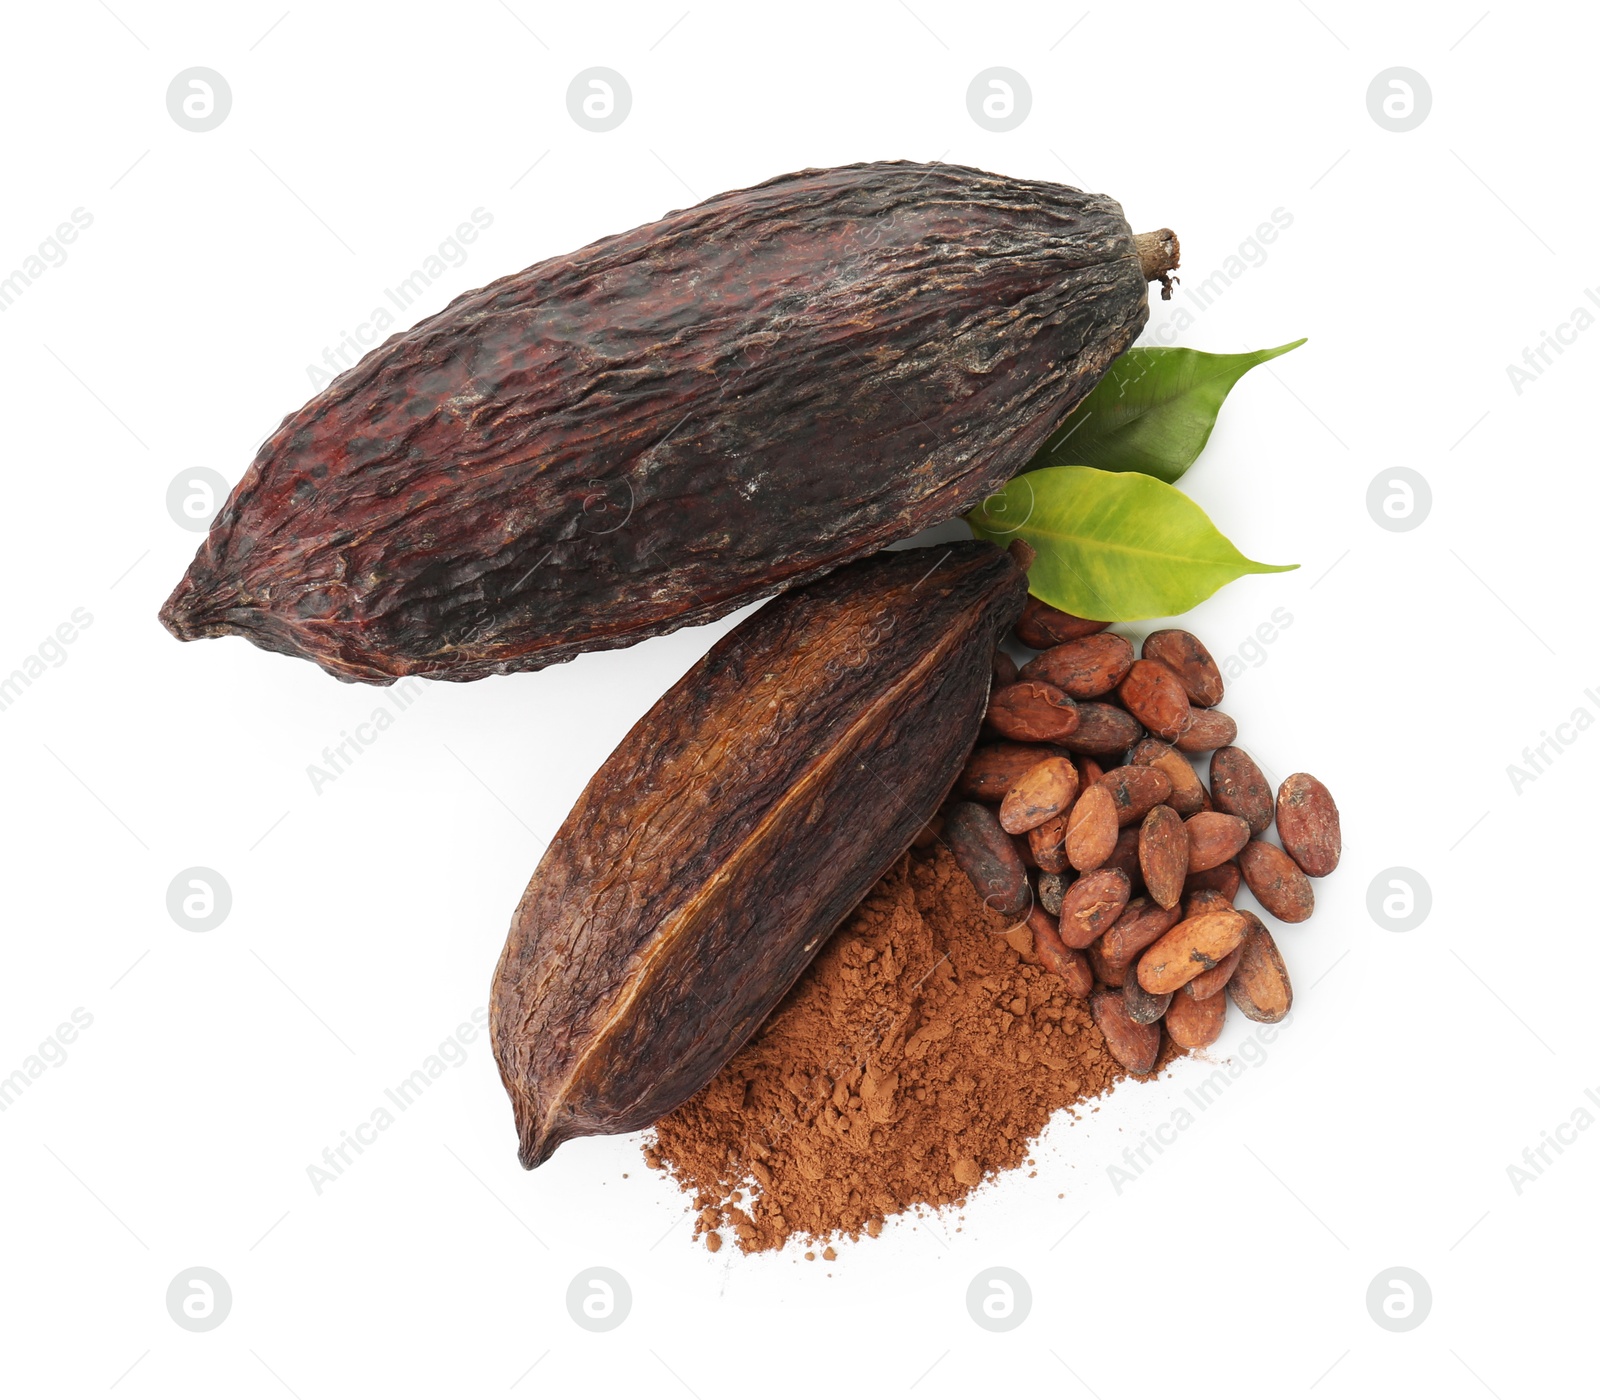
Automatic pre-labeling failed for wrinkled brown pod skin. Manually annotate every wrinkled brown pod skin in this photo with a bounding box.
[490,544,1026,1167]
[161,161,1161,683]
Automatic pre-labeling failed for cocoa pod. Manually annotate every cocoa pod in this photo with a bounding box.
[959,742,1074,801]
[1013,597,1110,650]
[1060,702,1144,756]
[1098,764,1173,827]
[1087,940,1132,988]
[1239,840,1315,923]
[992,650,1019,688]
[1118,659,1191,741]
[1100,896,1183,964]
[489,543,1025,1166]
[999,756,1079,834]
[1183,944,1244,1000]
[947,804,1035,917]
[1028,812,1071,873]
[1104,825,1145,892]
[1020,633,1135,698]
[1184,860,1241,902]
[1129,739,1207,816]
[1173,708,1237,753]
[1037,870,1066,917]
[1276,773,1341,876]
[1091,987,1161,1074]
[1058,868,1133,949]
[1123,975,1173,1026]
[1029,907,1094,998]
[986,681,1081,743]
[1064,783,1119,872]
[1228,918,1293,1022]
[1139,804,1189,911]
[1185,812,1251,872]
[1209,747,1273,836]
[1137,909,1249,995]
[162,162,1170,684]
[1141,630,1224,707]
[1165,989,1227,1048]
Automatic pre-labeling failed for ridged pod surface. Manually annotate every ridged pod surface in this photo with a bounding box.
[160,161,1160,682]
[490,543,1027,1166]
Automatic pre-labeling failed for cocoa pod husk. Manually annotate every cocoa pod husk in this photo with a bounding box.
[489,543,1025,1167]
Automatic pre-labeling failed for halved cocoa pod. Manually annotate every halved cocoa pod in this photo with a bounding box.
[1183,944,1243,1000]
[1185,812,1251,872]
[1173,708,1237,753]
[1100,896,1183,964]
[1129,739,1207,816]
[1029,906,1095,998]
[1000,756,1079,834]
[959,742,1074,801]
[1104,825,1145,892]
[986,681,1081,743]
[1276,773,1341,877]
[1141,629,1224,707]
[1118,659,1192,741]
[489,542,1026,1167]
[1091,988,1161,1074]
[1098,764,1173,826]
[944,804,1037,919]
[1137,909,1249,994]
[1087,939,1132,988]
[1165,989,1227,1048]
[1013,597,1110,650]
[1238,840,1315,923]
[1059,702,1144,756]
[1020,633,1134,698]
[1183,860,1241,902]
[1228,917,1292,1022]
[1139,804,1189,911]
[1037,870,1066,917]
[1029,812,1071,873]
[1058,868,1133,949]
[1064,783,1119,872]
[1123,975,1173,1026]
[992,650,1019,688]
[1209,747,1273,836]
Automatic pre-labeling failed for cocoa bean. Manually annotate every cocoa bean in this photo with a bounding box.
[1183,888,1235,920]
[958,742,1074,800]
[1059,702,1144,756]
[1139,804,1189,911]
[1091,988,1161,1074]
[1141,629,1224,707]
[1100,897,1183,964]
[1058,868,1133,949]
[1078,756,1106,786]
[1037,870,1066,917]
[1183,944,1244,1000]
[1104,825,1145,892]
[1185,812,1251,872]
[1064,783,1119,872]
[1028,906,1094,997]
[1129,739,1207,816]
[986,681,1081,743]
[1118,659,1192,741]
[1183,860,1241,902]
[1209,747,1273,836]
[999,757,1079,834]
[1165,989,1227,1048]
[944,802,1035,919]
[1028,812,1071,873]
[1123,976,1173,1026]
[1276,773,1341,876]
[1173,708,1237,753]
[1228,914,1292,1023]
[1087,940,1132,988]
[1020,633,1135,698]
[1098,764,1174,826]
[911,814,945,848]
[1013,830,1041,871]
[992,650,1019,688]
[1013,597,1110,650]
[1137,909,1249,994]
[1238,840,1315,923]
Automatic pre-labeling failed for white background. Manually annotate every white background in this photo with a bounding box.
[2,1,1592,1395]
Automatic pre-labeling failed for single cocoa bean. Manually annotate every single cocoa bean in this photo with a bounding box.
[1098,764,1174,826]
[1183,860,1241,902]
[1173,708,1237,753]
[1013,830,1040,871]
[1020,632,1135,698]
[1141,629,1224,707]
[1137,909,1249,994]
[1029,905,1094,997]
[1118,659,1192,741]
[1101,896,1183,964]
[1238,840,1315,923]
[1064,783,1119,872]
[1087,939,1132,988]
[1013,597,1110,650]
[992,650,1019,688]
[1185,812,1251,872]
[1276,772,1341,876]
[1209,747,1273,835]
[1165,989,1227,1048]
[1078,756,1106,786]
[1104,825,1145,892]
[1058,868,1133,949]
[999,756,1080,835]
[1183,888,1235,920]
[958,742,1074,800]
[911,814,945,848]
[986,681,1081,743]
[1124,975,1173,1026]
[1037,870,1066,916]
[1228,916,1292,1022]
[944,802,1033,918]
[1129,739,1207,816]
[1139,804,1189,911]
[1091,987,1161,1074]
[1029,812,1071,873]
[1060,702,1145,756]
[1183,944,1244,1000]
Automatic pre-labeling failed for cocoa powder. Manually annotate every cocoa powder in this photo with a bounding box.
[646,844,1164,1253]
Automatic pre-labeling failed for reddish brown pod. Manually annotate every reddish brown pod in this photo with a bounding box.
[1276,773,1341,876]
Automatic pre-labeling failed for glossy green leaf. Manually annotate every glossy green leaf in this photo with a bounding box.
[1028,339,1307,482]
[968,466,1296,621]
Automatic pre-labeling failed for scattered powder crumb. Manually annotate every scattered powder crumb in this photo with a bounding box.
[823,1246,836,1261]
[705,1231,722,1254]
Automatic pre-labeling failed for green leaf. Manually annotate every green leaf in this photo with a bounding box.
[1028,339,1307,483]
[968,466,1296,621]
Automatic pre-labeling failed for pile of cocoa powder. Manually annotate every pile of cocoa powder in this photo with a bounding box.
[646,843,1173,1253]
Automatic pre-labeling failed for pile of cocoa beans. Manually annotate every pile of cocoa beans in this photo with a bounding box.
[930,596,1340,1075]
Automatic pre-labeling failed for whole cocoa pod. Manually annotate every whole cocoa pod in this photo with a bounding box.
[490,543,1026,1166]
[161,162,1174,683]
